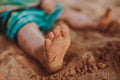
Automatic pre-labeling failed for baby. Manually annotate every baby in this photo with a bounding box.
[0,0,112,73]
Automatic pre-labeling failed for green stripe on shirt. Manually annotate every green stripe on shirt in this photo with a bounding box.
[0,0,40,6]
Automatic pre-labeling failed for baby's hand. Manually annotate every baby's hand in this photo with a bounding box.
[40,0,55,14]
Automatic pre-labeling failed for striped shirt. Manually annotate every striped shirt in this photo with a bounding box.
[0,0,40,12]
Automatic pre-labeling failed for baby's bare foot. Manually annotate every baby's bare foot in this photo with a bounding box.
[44,24,70,73]
[98,9,112,31]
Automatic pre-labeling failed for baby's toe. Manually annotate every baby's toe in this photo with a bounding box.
[45,39,52,49]
[53,26,61,37]
[47,32,54,40]
[60,24,70,38]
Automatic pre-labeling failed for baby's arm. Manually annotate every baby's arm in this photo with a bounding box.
[40,0,55,13]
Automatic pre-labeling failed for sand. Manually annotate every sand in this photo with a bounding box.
[0,0,120,80]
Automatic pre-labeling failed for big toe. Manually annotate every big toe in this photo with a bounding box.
[60,24,70,38]
[53,26,61,37]
[45,38,52,49]
[47,32,54,40]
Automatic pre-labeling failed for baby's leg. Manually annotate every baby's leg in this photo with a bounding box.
[17,23,70,73]
[40,0,55,13]
[59,8,112,31]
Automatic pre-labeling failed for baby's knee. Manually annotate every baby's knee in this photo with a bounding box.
[40,0,55,14]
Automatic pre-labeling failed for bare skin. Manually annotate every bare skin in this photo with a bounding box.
[98,9,112,31]
[4,0,112,73]
[40,0,112,31]
[17,23,70,73]
[40,0,55,13]
[0,0,112,74]
[16,4,112,73]
[59,8,112,31]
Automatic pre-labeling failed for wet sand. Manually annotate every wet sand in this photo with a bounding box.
[0,0,120,80]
